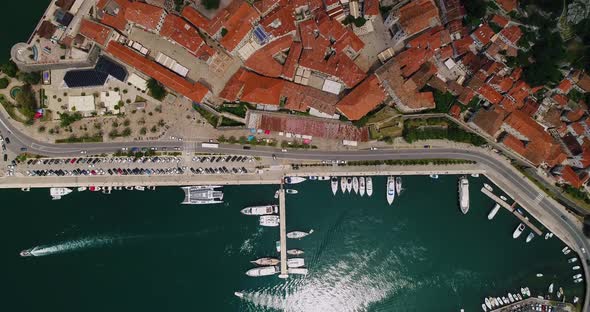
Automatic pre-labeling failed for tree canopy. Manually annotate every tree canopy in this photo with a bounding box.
[147,78,166,100]
[15,84,37,119]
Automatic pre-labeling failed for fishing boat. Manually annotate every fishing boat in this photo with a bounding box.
[429,174,439,179]
[77,187,87,192]
[346,177,353,193]
[395,176,402,195]
[536,273,543,277]
[573,266,581,270]
[234,292,244,298]
[458,176,469,214]
[135,186,145,191]
[286,189,298,195]
[525,232,534,243]
[548,283,554,293]
[331,177,339,195]
[287,230,313,239]
[487,204,500,220]
[513,223,525,239]
[50,187,73,200]
[483,183,493,192]
[251,258,280,266]
[352,177,359,194]
[359,177,366,197]
[245,266,279,277]
[259,215,280,227]
[287,249,304,256]
[366,177,373,197]
[287,258,305,268]
[386,176,395,205]
[284,177,306,184]
[288,268,308,275]
[241,205,278,216]
[569,257,578,263]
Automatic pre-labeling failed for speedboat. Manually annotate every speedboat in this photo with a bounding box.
[482,304,487,311]
[246,266,279,277]
[285,177,306,184]
[386,176,395,205]
[573,266,581,270]
[317,176,330,181]
[545,232,552,240]
[251,257,280,266]
[340,177,346,193]
[458,176,469,214]
[366,177,373,197]
[50,187,73,200]
[359,177,366,197]
[525,232,534,243]
[487,203,500,220]
[241,205,278,215]
[287,249,304,256]
[346,177,352,193]
[562,246,570,254]
[485,298,492,309]
[287,258,305,268]
[288,267,308,275]
[536,273,543,277]
[471,173,480,178]
[125,186,134,190]
[483,183,493,192]
[548,283,554,293]
[500,195,508,201]
[429,174,439,179]
[19,246,39,257]
[508,293,514,302]
[395,177,402,195]
[565,248,572,255]
[331,177,339,195]
[77,187,87,192]
[234,292,244,298]
[135,186,145,191]
[259,215,280,227]
[286,189,298,195]
[497,297,502,305]
[352,177,359,194]
[568,257,578,263]
[574,296,580,303]
[573,274,583,279]
[274,190,279,199]
[575,278,584,283]
[513,223,525,239]
[308,176,318,180]
[516,294,522,300]
[287,230,313,239]
[275,241,281,253]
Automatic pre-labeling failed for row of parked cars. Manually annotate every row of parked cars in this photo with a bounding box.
[26,156,183,166]
[190,167,249,174]
[192,155,253,163]
[26,167,187,177]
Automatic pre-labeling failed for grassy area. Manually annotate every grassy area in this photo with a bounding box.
[193,104,219,127]
[219,117,245,127]
[219,102,251,118]
[0,94,27,123]
[55,134,103,143]
[403,118,487,146]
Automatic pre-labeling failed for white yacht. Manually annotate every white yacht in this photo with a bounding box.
[458,176,469,214]
[286,189,298,195]
[287,230,313,239]
[234,291,244,298]
[565,248,572,255]
[287,249,304,256]
[346,177,353,193]
[241,205,278,216]
[513,223,525,239]
[386,176,395,205]
[317,176,330,181]
[483,183,493,192]
[259,215,280,227]
[574,274,583,279]
[525,232,534,243]
[500,195,508,201]
[352,177,359,194]
[485,298,492,309]
[135,186,145,191]
[487,204,501,220]
[288,267,308,275]
[284,177,306,184]
[548,283,554,293]
[251,258,280,266]
[573,266,581,270]
[359,177,366,197]
[340,177,346,193]
[569,257,578,263]
[308,176,318,180]
[575,278,584,283]
[429,174,439,179]
[246,266,279,277]
[77,187,87,192]
[287,258,305,268]
[181,186,223,204]
[366,177,373,197]
[331,177,339,195]
[471,173,480,178]
[50,187,73,200]
[482,304,487,311]
[536,273,543,277]
[395,177,402,195]
[508,293,514,302]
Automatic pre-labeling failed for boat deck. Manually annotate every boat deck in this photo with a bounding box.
[278,185,288,278]
[481,187,542,236]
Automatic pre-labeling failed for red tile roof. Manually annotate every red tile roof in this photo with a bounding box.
[477,84,503,104]
[558,165,587,188]
[458,88,476,105]
[491,14,509,28]
[567,108,585,122]
[502,133,527,155]
[125,1,166,32]
[106,42,209,103]
[470,107,507,136]
[160,14,204,55]
[336,75,387,120]
[449,104,462,118]
[395,0,441,37]
[259,4,296,38]
[180,6,210,31]
[364,0,380,16]
[406,26,451,50]
[79,19,112,46]
[552,94,569,107]
[496,0,517,12]
[519,98,539,116]
[244,35,293,77]
[556,79,573,94]
[97,0,129,32]
[503,110,553,142]
[509,67,523,81]
[253,0,282,15]
[489,75,513,93]
[452,36,474,56]
[571,122,586,136]
[219,2,259,52]
[472,24,496,46]
[499,25,522,45]
[394,47,434,77]
[281,41,302,80]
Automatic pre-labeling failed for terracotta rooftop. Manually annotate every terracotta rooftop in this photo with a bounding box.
[477,84,503,105]
[159,14,204,55]
[571,122,586,136]
[449,104,462,118]
[125,1,166,32]
[499,25,522,45]
[491,14,509,28]
[458,88,476,105]
[336,75,387,120]
[281,41,302,80]
[406,26,451,50]
[439,0,466,22]
[395,0,441,37]
[510,67,523,81]
[489,75,513,93]
[376,59,435,112]
[496,0,517,12]
[470,107,507,136]
[253,0,282,15]
[244,35,293,77]
[519,98,539,116]
[501,133,527,155]
[503,110,553,143]
[556,79,573,94]
[394,47,434,77]
[79,19,112,46]
[452,35,474,56]
[219,2,259,52]
[281,83,339,115]
[558,166,588,188]
[573,71,590,92]
[552,94,569,107]
[106,42,209,103]
[180,6,210,31]
[472,23,496,46]
[364,0,380,16]
[97,0,129,32]
[259,4,296,38]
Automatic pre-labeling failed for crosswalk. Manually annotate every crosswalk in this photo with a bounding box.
[534,193,545,204]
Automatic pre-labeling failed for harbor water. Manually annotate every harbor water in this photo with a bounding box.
[2,175,585,311]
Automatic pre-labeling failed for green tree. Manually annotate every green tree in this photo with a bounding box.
[201,0,220,9]
[58,111,83,127]
[15,84,37,119]
[0,61,18,77]
[522,29,565,86]
[147,78,166,100]
[17,71,41,85]
[122,127,132,136]
[353,17,367,27]
[0,77,9,89]
[140,127,147,135]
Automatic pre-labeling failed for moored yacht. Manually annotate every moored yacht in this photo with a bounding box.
[331,177,339,195]
[487,204,501,220]
[359,177,366,197]
[284,177,306,184]
[77,187,87,192]
[366,177,373,197]
[241,205,278,216]
[458,176,469,214]
[50,187,73,200]
[288,267,308,275]
[135,186,145,191]
[386,176,395,205]
[259,215,280,227]
[525,232,534,243]
[287,230,313,239]
[340,177,346,193]
[317,176,330,181]
[19,246,40,257]
[483,183,493,192]
[181,186,224,204]
[352,177,359,194]
[286,189,298,195]
[513,223,525,239]
[287,249,304,256]
[287,258,305,268]
[395,177,402,195]
[251,258,280,266]
[246,266,279,277]
[346,177,353,193]
[569,257,578,263]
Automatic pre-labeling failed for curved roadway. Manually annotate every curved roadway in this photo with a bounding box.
[1,113,589,308]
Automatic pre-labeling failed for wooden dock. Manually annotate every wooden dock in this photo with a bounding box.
[481,188,542,236]
[278,187,288,278]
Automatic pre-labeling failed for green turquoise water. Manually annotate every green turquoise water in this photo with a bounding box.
[2,175,585,311]
[0,0,47,63]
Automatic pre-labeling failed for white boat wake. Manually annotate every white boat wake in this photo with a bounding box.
[30,235,118,257]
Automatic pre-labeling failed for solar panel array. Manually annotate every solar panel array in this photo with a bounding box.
[95,56,128,81]
[253,25,269,45]
[63,56,128,88]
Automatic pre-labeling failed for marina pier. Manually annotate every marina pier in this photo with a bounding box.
[278,186,288,278]
[481,187,542,236]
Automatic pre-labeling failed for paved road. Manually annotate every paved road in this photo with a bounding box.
[2,113,590,309]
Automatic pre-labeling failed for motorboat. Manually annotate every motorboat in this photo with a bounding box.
[485,298,492,309]
[50,187,73,200]
[259,215,280,227]
[251,257,280,266]
[352,177,359,194]
[147,186,156,190]
[308,176,318,180]
[573,274,583,279]
[575,278,584,283]
[287,249,304,256]
[471,173,480,178]
[181,186,223,204]
[275,241,281,253]
[545,232,552,240]
[483,183,493,192]
[508,293,514,302]
[125,186,134,190]
[562,246,571,254]
[288,267,308,275]
[574,297,580,304]
[21,187,30,192]
[496,297,502,305]
[340,177,346,193]
[135,186,145,191]
[395,176,402,195]
[565,248,572,255]
[331,177,339,195]
[513,223,525,239]
[274,190,279,199]
[234,292,244,298]
[525,232,534,243]
[77,187,87,192]
[102,187,112,194]
[287,258,305,268]
[458,176,469,214]
[487,204,500,220]
[284,177,306,184]
[568,257,578,263]
[548,283,554,293]
[287,230,313,239]
[359,177,366,197]
[500,195,508,201]
[317,176,330,181]
[573,266,581,270]
[241,205,278,216]
[516,294,522,300]
[482,304,487,311]
[429,174,439,179]
[113,186,123,190]
[89,186,102,192]
[19,246,39,257]
[557,288,563,298]
[286,189,298,195]
[386,176,395,205]
[245,266,279,277]
[536,273,543,277]
[346,177,353,193]
[366,177,373,197]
